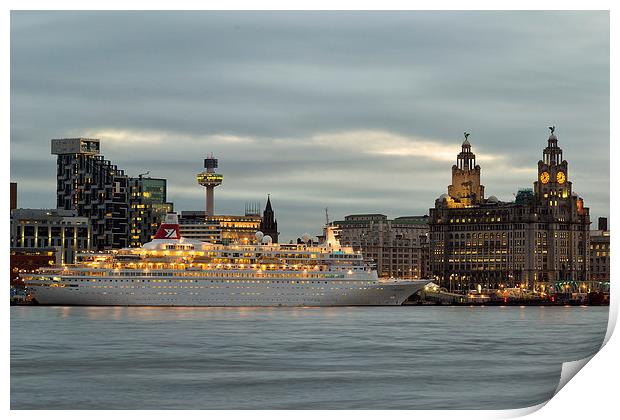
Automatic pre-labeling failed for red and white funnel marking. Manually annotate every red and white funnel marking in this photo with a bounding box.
[154,213,180,240]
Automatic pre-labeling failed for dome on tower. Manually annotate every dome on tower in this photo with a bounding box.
[438,193,449,201]
[462,131,471,147]
[487,195,499,203]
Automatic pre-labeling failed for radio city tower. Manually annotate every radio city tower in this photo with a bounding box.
[196,154,223,217]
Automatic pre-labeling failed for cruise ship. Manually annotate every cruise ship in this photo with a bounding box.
[23,213,429,306]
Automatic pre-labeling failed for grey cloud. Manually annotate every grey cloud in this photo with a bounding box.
[10,11,609,239]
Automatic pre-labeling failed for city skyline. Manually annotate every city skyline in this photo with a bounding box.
[10,11,609,240]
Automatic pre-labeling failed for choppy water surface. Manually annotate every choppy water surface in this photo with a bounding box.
[11,306,608,409]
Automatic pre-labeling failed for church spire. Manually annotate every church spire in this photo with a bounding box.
[260,194,278,243]
[265,194,273,212]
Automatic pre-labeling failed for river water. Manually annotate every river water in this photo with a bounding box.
[10,305,608,410]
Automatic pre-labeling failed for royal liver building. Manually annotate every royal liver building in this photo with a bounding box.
[429,128,590,293]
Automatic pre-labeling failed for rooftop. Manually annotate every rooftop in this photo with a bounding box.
[335,214,429,226]
[393,216,430,225]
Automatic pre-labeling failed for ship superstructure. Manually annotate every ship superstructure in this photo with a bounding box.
[23,213,429,306]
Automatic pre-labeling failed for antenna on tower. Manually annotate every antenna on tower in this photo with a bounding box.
[244,200,263,217]
[325,207,330,226]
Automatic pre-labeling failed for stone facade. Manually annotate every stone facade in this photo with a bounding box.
[333,214,429,279]
[429,131,590,292]
[10,182,17,210]
[448,138,484,206]
[10,247,58,285]
[589,218,610,289]
[10,208,91,264]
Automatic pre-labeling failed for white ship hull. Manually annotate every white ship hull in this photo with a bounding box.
[28,277,428,307]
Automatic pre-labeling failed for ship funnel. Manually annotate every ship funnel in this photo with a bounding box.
[323,225,340,249]
[154,213,180,240]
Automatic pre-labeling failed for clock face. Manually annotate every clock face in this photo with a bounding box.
[557,171,566,184]
[540,171,550,184]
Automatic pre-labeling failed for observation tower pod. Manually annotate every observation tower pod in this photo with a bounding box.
[196,154,223,217]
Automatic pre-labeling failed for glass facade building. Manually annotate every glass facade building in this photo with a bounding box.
[129,177,174,247]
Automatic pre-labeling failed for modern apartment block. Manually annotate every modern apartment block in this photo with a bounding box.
[52,138,130,249]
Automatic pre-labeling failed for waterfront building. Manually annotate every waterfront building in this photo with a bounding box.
[178,211,262,244]
[10,247,58,285]
[129,175,174,247]
[589,217,610,290]
[10,208,91,264]
[178,211,221,243]
[10,182,17,210]
[448,133,484,206]
[333,214,429,279]
[52,138,130,249]
[259,195,279,243]
[429,130,590,292]
[217,214,263,244]
[179,195,278,245]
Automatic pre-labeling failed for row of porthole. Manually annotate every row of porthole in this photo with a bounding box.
[68,285,378,292]
[68,278,377,285]
[61,290,355,298]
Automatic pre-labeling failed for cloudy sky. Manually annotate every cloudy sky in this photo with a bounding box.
[10,11,609,240]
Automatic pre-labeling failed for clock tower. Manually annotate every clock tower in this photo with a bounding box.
[429,127,591,293]
[530,126,590,286]
[534,126,571,204]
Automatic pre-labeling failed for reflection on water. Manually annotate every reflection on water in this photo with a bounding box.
[11,306,608,410]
